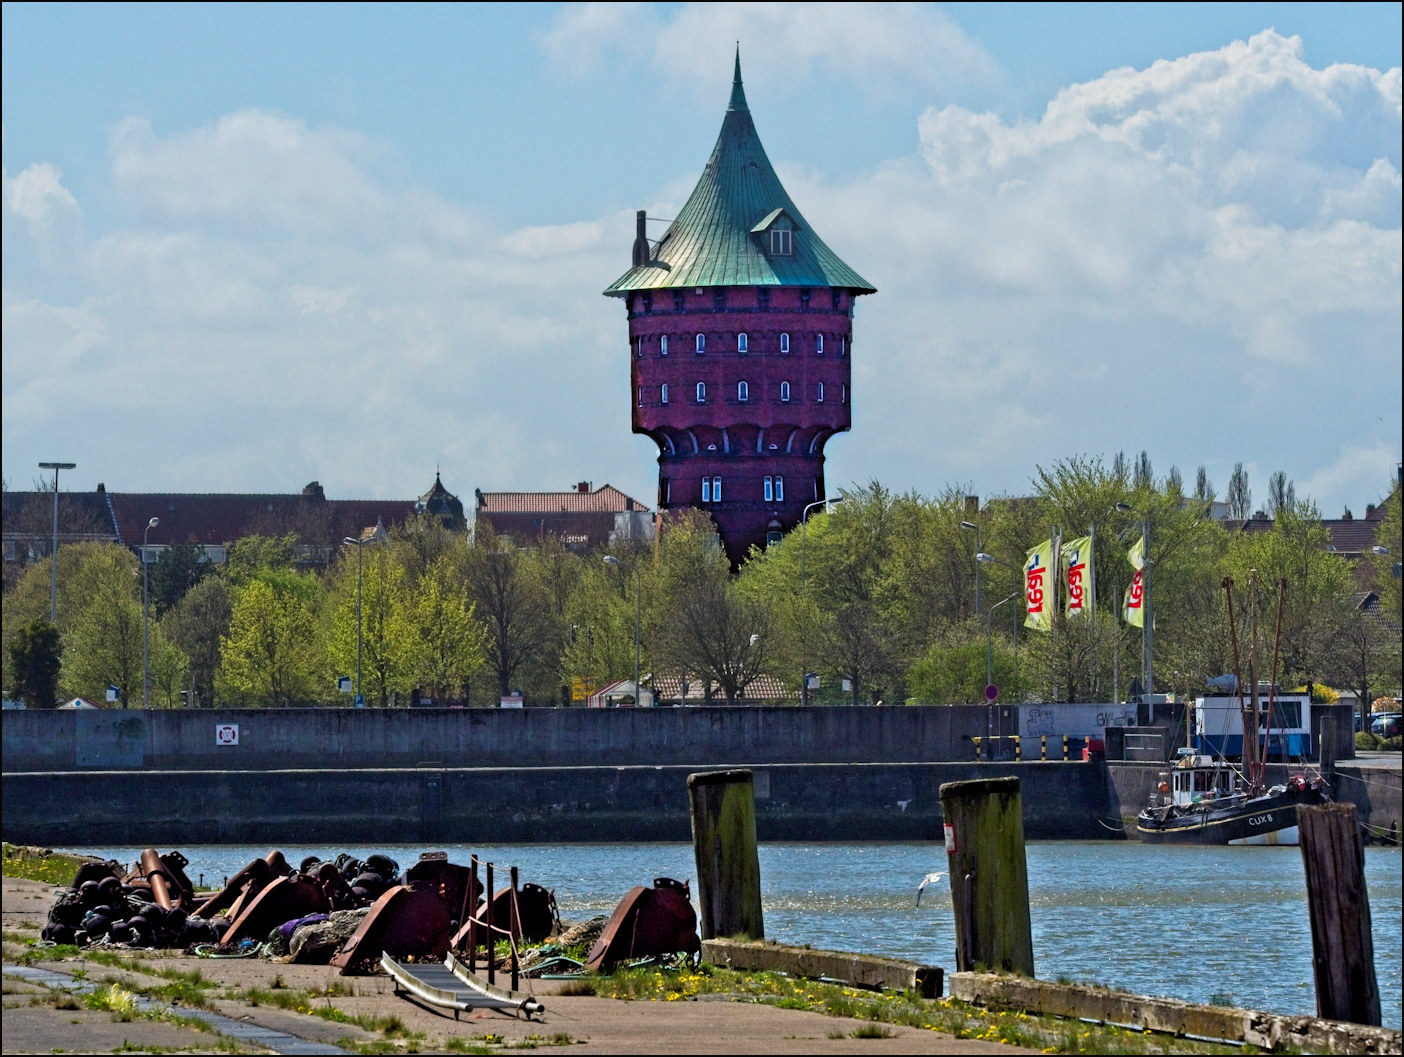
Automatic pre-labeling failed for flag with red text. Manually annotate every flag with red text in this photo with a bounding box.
[1024,540,1054,631]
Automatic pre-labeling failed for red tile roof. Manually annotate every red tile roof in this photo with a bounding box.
[107,493,416,548]
[476,485,646,514]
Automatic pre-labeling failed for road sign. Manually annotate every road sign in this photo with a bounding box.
[106,685,119,702]
[338,676,352,694]
[354,694,365,707]
[985,684,999,702]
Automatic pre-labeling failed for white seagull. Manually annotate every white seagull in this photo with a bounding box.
[915,872,946,908]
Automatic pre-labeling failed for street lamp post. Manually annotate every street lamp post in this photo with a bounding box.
[603,555,642,704]
[342,535,368,706]
[985,593,1018,692]
[142,517,159,709]
[38,461,76,623]
[799,497,843,706]
[960,521,981,618]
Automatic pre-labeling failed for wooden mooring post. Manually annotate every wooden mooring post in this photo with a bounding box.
[939,776,1033,976]
[1298,802,1381,1026]
[687,769,764,940]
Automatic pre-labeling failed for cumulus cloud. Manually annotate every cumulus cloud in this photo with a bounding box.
[543,1,995,96]
[5,162,80,223]
[2,30,1399,519]
[760,32,1400,508]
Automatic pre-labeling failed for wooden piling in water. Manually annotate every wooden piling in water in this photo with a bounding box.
[687,769,764,941]
[1298,802,1380,1026]
[939,776,1034,977]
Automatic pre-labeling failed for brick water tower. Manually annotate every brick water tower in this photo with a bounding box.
[604,53,876,567]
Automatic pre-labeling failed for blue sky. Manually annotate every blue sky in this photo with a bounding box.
[4,3,1401,517]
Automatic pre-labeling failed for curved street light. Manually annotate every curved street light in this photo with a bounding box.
[142,517,160,709]
[38,461,76,624]
[342,535,371,706]
[603,555,642,705]
[799,496,843,706]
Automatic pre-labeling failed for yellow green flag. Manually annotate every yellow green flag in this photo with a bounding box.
[1024,540,1054,632]
[1123,536,1145,627]
[1062,535,1094,618]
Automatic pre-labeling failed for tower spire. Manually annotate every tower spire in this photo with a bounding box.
[728,45,748,112]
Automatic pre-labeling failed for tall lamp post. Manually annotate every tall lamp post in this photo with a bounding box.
[976,553,1021,672]
[142,517,160,709]
[799,496,843,706]
[1116,503,1152,702]
[960,521,981,618]
[342,535,369,706]
[38,461,76,623]
[985,593,1019,692]
[603,555,642,705]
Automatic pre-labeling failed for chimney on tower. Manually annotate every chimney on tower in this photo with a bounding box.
[631,210,649,267]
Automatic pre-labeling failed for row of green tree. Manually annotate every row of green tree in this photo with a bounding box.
[2,457,1399,709]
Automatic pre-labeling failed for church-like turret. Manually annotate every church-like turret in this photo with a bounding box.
[605,52,875,565]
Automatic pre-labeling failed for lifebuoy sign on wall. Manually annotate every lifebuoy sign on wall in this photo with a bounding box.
[215,723,239,746]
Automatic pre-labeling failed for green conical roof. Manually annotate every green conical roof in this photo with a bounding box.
[604,54,875,297]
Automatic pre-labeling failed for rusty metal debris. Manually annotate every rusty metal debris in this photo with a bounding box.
[330,884,452,974]
[584,877,701,972]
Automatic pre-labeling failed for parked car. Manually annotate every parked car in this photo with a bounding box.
[1370,713,1402,739]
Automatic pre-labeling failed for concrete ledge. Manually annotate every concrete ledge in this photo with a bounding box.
[702,938,942,998]
[950,971,1402,1055]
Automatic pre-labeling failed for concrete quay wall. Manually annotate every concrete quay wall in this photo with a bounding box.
[0,760,1109,847]
[1,705,991,772]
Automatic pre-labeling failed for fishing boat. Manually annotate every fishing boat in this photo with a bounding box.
[1135,572,1328,845]
[1136,752,1326,844]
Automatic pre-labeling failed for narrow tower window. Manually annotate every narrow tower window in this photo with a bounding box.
[701,477,711,503]
[780,333,790,355]
[661,335,668,355]
[764,477,774,502]
[817,381,825,403]
[661,383,669,404]
[757,288,770,308]
[841,383,847,404]
[738,380,749,402]
[713,476,722,502]
[738,333,748,353]
[832,289,842,310]
[816,334,824,355]
[674,292,685,312]
[696,382,706,403]
[775,476,784,501]
[780,381,791,403]
[696,333,706,354]
[840,335,846,357]
[637,385,643,406]
[769,229,792,256]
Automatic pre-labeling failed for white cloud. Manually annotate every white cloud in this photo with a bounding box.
[5,162,80,223]
[1,31,1399,521]
[543,1,995,96]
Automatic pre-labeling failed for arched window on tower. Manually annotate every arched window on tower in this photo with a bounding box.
[816,334,824,355]
[738,380,749,402]
[775,476,784,501]
[661,335,668,356]
[780,381,791,403]
[817,382,825,403]
[696,382,706,403]
[780,333,790,355]
[696,333,706,354]
[738,333,748,353]
[661,383,669,404]
[637,385,643,406]
[841,383,847,404]
[764,476,774,502]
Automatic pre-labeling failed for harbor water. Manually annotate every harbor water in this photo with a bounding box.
[69,841,1402,1029]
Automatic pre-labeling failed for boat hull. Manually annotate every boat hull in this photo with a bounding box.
[1136,790,1320,846]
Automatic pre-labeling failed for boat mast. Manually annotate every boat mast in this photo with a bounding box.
[1246,571,1262,792]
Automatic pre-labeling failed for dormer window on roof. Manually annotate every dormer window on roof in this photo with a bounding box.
[752,208,797,258]
[770,229,792,256]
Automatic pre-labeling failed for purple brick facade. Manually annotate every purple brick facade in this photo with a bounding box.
[624,284,855,564]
